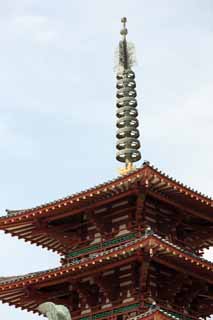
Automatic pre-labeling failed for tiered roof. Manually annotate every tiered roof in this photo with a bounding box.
[0,162,212,254]
[0,231,212,316]
[1,16,212,320]
[128,307,194,320]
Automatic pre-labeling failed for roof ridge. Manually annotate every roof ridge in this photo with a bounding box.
[1,162,212,220]
[0,232,212,287]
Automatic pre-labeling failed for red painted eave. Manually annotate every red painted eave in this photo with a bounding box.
[0,162,212,225]
[0,233,212,291]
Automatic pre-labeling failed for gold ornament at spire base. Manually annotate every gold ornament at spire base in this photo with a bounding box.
[118,160,136,176]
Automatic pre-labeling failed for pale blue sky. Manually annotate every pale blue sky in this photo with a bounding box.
[0,1,212,319]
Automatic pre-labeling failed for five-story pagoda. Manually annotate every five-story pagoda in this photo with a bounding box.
[0,18,213,320]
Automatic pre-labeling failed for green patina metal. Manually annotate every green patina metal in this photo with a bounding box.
[103,232,136,248]
[79,303,194,320]
[116,17,141,166]
[67,232,136,258]
[113,303,139,314]
[67,244,101,258]
[79,303,140,320]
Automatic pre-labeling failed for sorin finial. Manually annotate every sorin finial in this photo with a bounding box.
[115,18,142,175]
[120,17,128,39]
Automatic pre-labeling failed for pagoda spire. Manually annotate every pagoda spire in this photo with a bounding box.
[116,17,141,175]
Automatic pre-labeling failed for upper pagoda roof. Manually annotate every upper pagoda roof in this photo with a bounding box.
[0,162,212,254]
[1,162,212,219]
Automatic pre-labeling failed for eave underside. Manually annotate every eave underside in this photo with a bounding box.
[0,234,212,319]
[1,162,212,221]
[0,179,212,255]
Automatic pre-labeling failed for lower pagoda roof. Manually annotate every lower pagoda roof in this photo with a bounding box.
[128,306,194,320]
[0,232,212,317]
[0,162,212,254]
